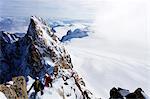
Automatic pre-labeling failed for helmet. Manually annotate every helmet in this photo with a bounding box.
[35,77,39,80]
[45,73,49,77]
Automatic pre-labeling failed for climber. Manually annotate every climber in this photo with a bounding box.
[44,73,53,87]
[53,65,59,77]
[27,77,44,99]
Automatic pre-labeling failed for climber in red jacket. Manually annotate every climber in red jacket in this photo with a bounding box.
[44,73,53,87]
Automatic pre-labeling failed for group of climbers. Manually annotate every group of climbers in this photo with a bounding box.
[27,67,91,99]
[27,73,53,99]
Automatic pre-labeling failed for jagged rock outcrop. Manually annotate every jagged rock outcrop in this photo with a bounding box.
[0,76,28,99]
[109,87,148,99]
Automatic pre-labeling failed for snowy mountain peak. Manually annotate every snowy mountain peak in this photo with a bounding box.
[0,16,73,81]
[0,16,97,99]
[27,16,53,40]
[23,16,74,79]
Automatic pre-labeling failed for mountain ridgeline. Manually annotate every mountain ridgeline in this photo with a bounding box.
[0,16,72,82]
[0,16,96,99]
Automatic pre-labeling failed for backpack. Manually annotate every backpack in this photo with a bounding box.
[34,80,41,92]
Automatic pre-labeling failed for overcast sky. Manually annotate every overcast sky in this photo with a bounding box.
[0,0,101,19]
[0,0,148,20]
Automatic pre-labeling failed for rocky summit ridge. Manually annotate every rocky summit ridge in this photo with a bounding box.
[0,16,97,99]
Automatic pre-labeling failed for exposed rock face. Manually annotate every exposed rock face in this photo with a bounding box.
[134,88,145,99]
[0,31,31,83]
[109,87,147,99]
[0,84,17,99]
[0,76,28,99]
[11,76,28,99]
[26,16,73,78]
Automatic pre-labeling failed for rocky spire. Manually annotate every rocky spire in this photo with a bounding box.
[26,16,73,77]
